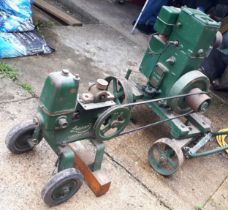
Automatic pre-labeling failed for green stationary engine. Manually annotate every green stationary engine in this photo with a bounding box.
[133,7,221,140]
[5,6,228,207]
[140,7,219,113]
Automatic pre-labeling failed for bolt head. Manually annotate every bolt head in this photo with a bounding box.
[62,69,69,76]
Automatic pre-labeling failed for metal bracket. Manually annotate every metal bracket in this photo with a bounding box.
[186,133,212,158]
[89,140,105,172]
[29,126,42,147]
[58,147,75,171]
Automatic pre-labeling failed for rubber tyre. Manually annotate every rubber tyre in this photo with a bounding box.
[5,120,37,154]
[41,168,83,206]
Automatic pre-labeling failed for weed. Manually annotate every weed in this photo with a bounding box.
[20,82,33,94]
[35,20,54,33]
[0,62,18,81]
[0,62,34,95]
[195,206,203,210]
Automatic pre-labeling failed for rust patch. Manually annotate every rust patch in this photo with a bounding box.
[69,88,77,94]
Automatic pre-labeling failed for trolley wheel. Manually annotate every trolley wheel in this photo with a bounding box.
[148,138,184,176]
[5,120,39,154]
[41,168,83,206]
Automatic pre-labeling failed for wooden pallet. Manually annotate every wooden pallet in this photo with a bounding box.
[34,0,82,26]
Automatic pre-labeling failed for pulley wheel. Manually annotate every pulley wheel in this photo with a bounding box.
[105,76,133,104]
[148,138,184,176]
[185,88,211,112]
[168,70,209,114]
[94,106,131,140]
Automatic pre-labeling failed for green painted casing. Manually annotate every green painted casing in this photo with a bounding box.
[39,71,79,113]
[41,107,103,152]
[37,71,80,131]
[170,8,219,52]
[35,71,109,158]
[140,7,220,98]
[154,6,180,36]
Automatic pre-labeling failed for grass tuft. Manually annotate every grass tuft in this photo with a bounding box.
[35,20,54,33]
[0,62,35,95]
[195,206,203,210]
[0,62,18,81]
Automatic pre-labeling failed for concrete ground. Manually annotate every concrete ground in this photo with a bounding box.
[0,0,228,210]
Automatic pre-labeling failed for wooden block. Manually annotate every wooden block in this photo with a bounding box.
[34,0,82,26]
[69,142,111,197]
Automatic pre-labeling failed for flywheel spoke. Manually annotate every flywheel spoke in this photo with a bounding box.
[156,144,166,156]
[94,106,131,140]
[101,124,112,134]
[166,157,176,168]
[113,79,118,97]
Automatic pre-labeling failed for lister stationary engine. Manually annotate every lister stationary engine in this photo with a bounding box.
[5,7,228,206]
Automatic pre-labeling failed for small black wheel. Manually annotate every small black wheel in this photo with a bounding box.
[5,120,38,154]
[41,168,83,206]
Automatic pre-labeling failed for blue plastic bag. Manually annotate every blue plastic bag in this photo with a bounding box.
[0,0,34,32]
[0,0,54,58]
[0,31,54,58]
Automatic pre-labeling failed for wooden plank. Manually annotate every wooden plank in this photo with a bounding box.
[69,142,111,197]
[34,0,82,26]
[74,154,111,197]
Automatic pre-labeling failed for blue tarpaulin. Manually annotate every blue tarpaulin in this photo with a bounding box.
[0,0,53,58]
[0,0,34,32]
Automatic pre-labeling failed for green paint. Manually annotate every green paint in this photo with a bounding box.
[140,7,220,99]
[58,147,75,171]
[139,6,220,140]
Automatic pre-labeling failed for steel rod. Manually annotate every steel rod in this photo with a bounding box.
[188,145,228,158]
[131,0,150,34]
